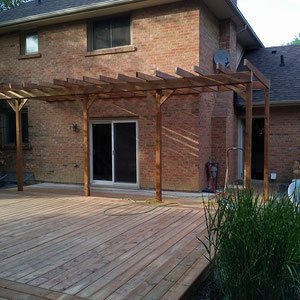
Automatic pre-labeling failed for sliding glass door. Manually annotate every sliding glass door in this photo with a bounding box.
[91,121,138,185]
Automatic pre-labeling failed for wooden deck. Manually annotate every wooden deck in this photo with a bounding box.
[0,189,209,300]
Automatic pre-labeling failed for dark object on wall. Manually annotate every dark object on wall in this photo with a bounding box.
[214,49,231,69]
[202,159,218,193]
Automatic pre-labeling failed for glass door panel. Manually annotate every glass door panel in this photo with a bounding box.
[92,124,112,181]
[114,122,137,183]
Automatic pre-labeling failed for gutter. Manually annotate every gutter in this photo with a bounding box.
[225,0,264,48]
[238,100,300,108]
[252,100,300,107]
[0,0,149,28]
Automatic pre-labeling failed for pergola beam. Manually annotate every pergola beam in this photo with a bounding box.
[117,74,145,83]
[175,67,217,92]
[136,72,160,81]
[244,59,270,89]
[67,78,95,87]
[99,75,125,84]
[0,72,253,100]
[195,65,247,99]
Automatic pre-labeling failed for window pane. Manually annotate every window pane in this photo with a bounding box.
[114,122,137,183]
[93,20,111,50]
[112,18,130,47]
[4,110,29,145]
[22,112,29,144]
[26,32,38,54]
[7,113,16,144]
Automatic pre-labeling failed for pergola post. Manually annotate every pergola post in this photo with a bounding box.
[154,90,174,202]
[245,81,253,189]
[82,95,96,197]
[6,99,27,192]
[155,90,163,202]
[83,97,90,197]
[263,88,270,201]
[15,100,24,191]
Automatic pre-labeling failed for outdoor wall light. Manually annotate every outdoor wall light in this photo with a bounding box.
[71,123,80,132]
[270,172,277,181]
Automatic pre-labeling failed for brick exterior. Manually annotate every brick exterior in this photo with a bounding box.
[252,106,300,183]
[0,0,242,191]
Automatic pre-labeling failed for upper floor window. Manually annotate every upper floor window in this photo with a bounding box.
[21,31,39,55]
[89,16,131,51]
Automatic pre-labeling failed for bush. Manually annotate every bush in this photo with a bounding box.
[201,190,300,299]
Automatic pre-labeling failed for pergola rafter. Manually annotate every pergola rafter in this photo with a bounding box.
[0,60,271,202]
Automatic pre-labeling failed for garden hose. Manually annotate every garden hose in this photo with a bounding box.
[103,198,179,216]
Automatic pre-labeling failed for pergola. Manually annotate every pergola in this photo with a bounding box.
[0,59,270,201]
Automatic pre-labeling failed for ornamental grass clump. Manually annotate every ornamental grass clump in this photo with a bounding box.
[201,189,300,299]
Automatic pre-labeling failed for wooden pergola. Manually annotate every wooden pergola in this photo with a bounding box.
[0,59,270,201]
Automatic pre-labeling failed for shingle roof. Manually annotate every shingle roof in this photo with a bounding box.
[238,45,300,103]
[0,0,117,23]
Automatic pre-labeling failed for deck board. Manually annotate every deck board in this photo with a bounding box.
[0,190,208,299]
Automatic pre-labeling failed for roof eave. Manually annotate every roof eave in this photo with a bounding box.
[0,0,183,33]
[225,0,264,49]
[202,0,263,49]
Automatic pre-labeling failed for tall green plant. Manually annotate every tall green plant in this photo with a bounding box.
[201,190,300,299]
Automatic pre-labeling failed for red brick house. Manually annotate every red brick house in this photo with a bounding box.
[0,0,292,194]
[237,45,300,183]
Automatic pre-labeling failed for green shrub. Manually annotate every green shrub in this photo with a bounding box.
[201,189,300,299]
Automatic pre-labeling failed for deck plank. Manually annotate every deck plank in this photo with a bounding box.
[1,206,155,279]
[79,212,203,299]
[64,210,198,296]
[15,208,170,283]
[34,209,178,289]
[110,227,207,299]
[0,278,84,300]
[0,190,209,300]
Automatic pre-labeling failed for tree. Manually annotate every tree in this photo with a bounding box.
[0,0,29,11]
[287,33,300,45]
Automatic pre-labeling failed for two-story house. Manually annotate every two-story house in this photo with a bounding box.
[0,0,274,193]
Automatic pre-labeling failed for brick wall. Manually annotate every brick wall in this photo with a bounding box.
[210,18,238,188]
[252,106,300,183]
[0,0,241,191]
[0,0,206,191]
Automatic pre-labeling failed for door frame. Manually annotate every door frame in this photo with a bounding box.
[90,119,140,188]
[237,116,265,180]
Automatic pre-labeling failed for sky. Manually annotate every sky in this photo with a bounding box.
[238,0,300,47]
